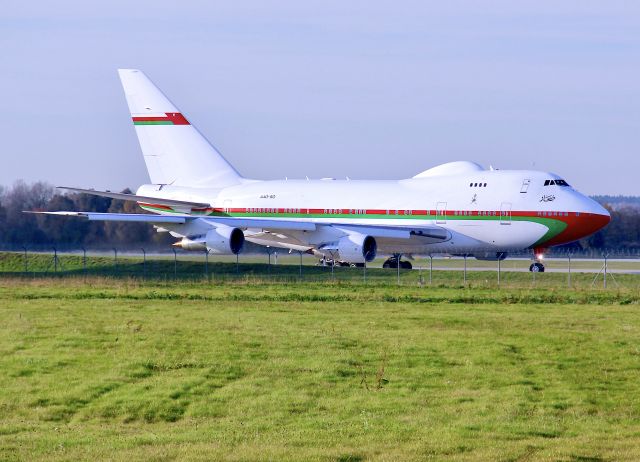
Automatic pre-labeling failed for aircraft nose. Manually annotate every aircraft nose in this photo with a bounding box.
[536,195,610,248]
[577,197,611,238]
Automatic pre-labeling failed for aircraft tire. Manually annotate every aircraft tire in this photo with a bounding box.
[529,262,545,273]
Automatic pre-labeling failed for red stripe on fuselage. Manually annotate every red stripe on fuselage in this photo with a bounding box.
[131,112,190,125]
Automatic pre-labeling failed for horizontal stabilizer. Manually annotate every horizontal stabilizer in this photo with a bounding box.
[58,187,211,209]
[26,211,316,231]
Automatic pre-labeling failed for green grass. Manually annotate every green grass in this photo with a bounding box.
[1,277,640,461]
[0,251,638,291]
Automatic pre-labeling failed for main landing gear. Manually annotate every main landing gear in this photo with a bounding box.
[529,249,546,272]
[382,256,412,270]
[317,257,364,268]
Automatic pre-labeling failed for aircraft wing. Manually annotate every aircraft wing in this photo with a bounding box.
[58,187,211,209]
[29,211,450,254]
[29,211,448,237]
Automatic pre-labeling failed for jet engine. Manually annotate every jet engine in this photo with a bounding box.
[175,226,244,254]
[337,233,377,263]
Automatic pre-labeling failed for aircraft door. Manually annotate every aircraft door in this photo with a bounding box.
[436,202,447,224]
[223,199,232,214]
[500,202,512,225]
[520,179,531,193]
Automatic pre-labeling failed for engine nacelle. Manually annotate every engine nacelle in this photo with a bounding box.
[473,251,507,261]
[175,226,244,255]
[337,233,377,263]
[206,226,244,254]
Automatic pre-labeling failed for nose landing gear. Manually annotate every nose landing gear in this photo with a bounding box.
[529,249,546,272]
[529,262,545,272]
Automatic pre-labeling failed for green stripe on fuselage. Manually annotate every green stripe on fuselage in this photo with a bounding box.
[133,121,174,125]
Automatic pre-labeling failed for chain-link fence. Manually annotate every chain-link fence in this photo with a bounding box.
[0,244,638,289]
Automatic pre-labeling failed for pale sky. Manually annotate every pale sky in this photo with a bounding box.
[1,1,638,195]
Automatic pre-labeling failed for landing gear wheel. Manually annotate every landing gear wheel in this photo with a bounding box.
[529,262,545,272]
[382,257,411,269]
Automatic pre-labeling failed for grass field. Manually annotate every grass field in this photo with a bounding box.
[1,273,640,461]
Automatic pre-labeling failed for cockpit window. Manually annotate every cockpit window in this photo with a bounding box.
[544,179,570,187]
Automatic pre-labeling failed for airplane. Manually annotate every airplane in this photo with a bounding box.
[36,69,610,272]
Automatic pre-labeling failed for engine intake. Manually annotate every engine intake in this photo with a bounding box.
[207,226,244,254]
[337,233,377,263]
[175,226,244,255]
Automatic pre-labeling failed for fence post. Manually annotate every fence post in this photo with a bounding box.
[82,247,87,278]
[397,254,401,285]
[113,248,118,275]
[267,249,271,275]
[567,252,572,288]
[204,249,208,281]
[236,253,239,275]
[173,248,177,279]
[463,254,467,285]
[603,252,608,289]
[331,255,335,280]
[141,248,146,280]
[429,254,433,285]
[22,246,27,275]
[299,251,303,279]
[497,257,501,287]
[53,247,58,273]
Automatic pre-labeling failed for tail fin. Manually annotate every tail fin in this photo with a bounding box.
[117,69,243,188]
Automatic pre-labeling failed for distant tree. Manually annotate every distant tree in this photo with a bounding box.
[2,181,54,245]
[68,192,112,244]
[579,205,640,250]
[0,187,7,242]
[38,194,89,244]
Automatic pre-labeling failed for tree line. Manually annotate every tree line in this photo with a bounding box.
[0,181,638,251]
[0,181,172,249]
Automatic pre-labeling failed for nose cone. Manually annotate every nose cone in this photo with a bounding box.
[584,196,611,221]
[581,196,611,233]
[536,196,610,248]
[571,196,611,242]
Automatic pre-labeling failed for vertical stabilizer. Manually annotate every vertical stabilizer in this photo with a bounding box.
[118,69,243,188]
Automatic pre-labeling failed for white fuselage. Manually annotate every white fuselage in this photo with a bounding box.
[137,168,609,256]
